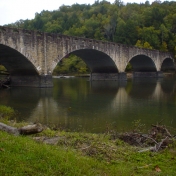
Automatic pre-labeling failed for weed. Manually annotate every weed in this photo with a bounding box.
[0,105,16,120]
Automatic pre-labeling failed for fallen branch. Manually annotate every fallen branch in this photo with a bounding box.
[142,135,158,145]
[155,136,169,152]
[151,124,172,137]
[0,122,43,135]
[19,123,43,135]
[119,124,174,152]
[0,122,19,135]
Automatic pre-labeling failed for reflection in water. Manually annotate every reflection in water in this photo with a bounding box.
[0,88,41,120]
[0,77,176,132]
[152,82,163,101]
[127,78,157,98]
[161,77,176,94]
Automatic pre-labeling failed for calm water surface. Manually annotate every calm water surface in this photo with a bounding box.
[0,76,176,133]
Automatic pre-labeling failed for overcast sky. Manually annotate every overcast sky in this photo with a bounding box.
[0,0,173,26]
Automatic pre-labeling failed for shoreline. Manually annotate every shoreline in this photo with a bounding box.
[0,116,176,175]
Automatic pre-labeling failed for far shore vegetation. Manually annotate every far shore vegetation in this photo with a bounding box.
[52,54,90,76]
[0,105,176,175]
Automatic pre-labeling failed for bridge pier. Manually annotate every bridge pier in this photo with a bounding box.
[39,75,53,87]
[133,71,163,78]
[10,75,53,87]
[90,72,127,81]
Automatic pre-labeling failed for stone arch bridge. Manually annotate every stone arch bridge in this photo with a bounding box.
[0,26,175,87]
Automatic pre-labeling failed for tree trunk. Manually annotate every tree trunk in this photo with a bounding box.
[0,122,43,135]
[0,122,19,135]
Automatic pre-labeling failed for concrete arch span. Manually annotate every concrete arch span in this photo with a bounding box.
[129,54,157,72]
[161,58,175,72]
[70,49,123,80]
[126,48,175,78]
[0,44,51,87]
[0,44,38,76]
[127,54,162,77]
[0,26,174,87]
[72,49,118,73]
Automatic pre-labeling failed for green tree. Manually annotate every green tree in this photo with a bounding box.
[139,27,160,49]
[53,55,89,75]
[143,41,153,49]
[135,40,143,48]
[44,21,62,33]
[135,40,152,49]
[114,18,126,43]
[160,41,168,51]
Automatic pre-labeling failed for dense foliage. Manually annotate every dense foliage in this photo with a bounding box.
[5,0,176,73]
[53,55,90,75]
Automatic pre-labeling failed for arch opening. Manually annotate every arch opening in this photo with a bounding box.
[161,58,175,72]
[0,44,39,76]
[127,54,160,78]
[0,64,8,75]
[0,64,10,87]
[53,54,90,76]
[53,49,120,80]
[72,49,119,73]
[129,55,157,72]
[0,44,44,87]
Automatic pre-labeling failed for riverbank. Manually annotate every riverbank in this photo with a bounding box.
[0,105,176,175]
[53,72,176,79]
[0,121,176,175]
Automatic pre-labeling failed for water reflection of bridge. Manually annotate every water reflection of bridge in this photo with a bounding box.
[0,78,175,131]
[27,78,176,128]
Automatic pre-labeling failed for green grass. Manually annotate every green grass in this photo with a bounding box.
[0,105,176,175]
[0,105,16,120]
[0,129,176,176]
[0,131,131,176]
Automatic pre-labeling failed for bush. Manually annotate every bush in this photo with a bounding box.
[0,105,16,120]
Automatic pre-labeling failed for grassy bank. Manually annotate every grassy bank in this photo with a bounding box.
[0,106,176,175]
[1,126,176,175]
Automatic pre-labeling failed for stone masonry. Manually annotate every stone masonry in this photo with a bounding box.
[0,26,174,87]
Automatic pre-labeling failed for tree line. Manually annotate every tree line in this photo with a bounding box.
[5,0,176,74]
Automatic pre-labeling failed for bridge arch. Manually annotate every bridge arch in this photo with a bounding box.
[0,44,49,87]
[69,49,118,73]
[128,54,157,72]
[161,58,175,72]
[52,47,120,80]
[1,26,174,86]
[0,44,39,76]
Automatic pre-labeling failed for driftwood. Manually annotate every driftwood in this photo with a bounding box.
[0,122,43,135]
[0,122,19,135]
[138,136,169,152]
[119,124,174,152]
[19,123,43,135]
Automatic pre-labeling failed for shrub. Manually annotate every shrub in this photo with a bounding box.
[0,105,16,120]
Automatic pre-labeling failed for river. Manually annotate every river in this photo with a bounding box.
[0,76,176,133]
